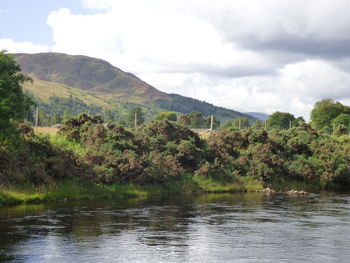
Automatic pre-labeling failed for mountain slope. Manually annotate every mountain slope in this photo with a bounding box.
[22,77,113,109]
[14,52,255,121]
[246,112,269,121]
[15,52,168,103]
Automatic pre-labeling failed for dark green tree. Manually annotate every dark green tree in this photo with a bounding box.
[332,113,350,131]
[310,99,350,130]
[0,50,33,131]
[128,107,145,126]
[52,113,62,124]
[251,119,264,129]
[292,116,306,127]
[233,117,250,129]
[155,112,177,121]
[268,111,295,130]
[189,111,205,128]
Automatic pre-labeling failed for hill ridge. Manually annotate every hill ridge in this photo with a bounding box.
[14,52,255,121]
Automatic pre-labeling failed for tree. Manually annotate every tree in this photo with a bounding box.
[205,115,220,129]
[292,116,306,127]
[268,112,295,130]
[251,119,264,129]
[128,107,144,126]
[332,113,350,130]
[52,113,62,124]
[0,50,33,130]
[155,112,177,122]
[310,99,350,130]
[189,111,205,128]
[233,117,250,129]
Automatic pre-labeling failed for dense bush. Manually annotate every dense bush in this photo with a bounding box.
[58,117,207,184]
[207,123,350,187]
[0,121,90,186]
[3,115,350,189]
[57,115,350,188]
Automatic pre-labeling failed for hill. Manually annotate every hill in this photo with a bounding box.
[246,112,269,121]
[14,52,254,122]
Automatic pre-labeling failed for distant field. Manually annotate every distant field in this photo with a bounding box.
[35,127,59,135]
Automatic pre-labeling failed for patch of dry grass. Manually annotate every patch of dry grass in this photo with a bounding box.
[35,127,59,135]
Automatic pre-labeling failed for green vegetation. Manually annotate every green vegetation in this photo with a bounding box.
[267,111,295,129]
[155,111,177,121]
[0,51,33,137]
[311,98,350,132]
[2,50,350,207]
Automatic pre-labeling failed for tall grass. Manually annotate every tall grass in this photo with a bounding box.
[0,180,152,206]
[49,134,88,157]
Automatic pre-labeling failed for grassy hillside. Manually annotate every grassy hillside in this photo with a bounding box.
[14,52,168,102]
[23,77,113,109]
[14,52,255,122]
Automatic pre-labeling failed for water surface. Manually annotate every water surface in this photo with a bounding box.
[1,192,349,262]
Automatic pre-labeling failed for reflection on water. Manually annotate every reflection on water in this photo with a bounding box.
[0,192,350,262]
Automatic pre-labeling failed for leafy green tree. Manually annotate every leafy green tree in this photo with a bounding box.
[52,113,62,124]
[332,113,350,130]
[268,111,295,130]
[189,111,205,128]
[310,99,350,129]
[38,111,50,126]
[292,116,306,127]
[251,119,264,129]
[155,112,177,122]
[233,117,250,129]
[128,107,145,126]
[0,50,33,130]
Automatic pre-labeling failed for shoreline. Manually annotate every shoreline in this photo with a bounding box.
[0,177,328,207]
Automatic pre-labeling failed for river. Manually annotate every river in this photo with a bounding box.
[0,192,349,262]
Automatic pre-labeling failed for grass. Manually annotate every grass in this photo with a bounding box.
[0,181,115,206]
[49,134,88,157]
[35,126,58,135]
[0,180,160,206]
[193,176,264,193]
[0,176,266,207]
[23,77,113,109]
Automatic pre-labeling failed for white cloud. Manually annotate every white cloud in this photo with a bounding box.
[0,38,50,53]
[81,0,113,10]
[41,0,350,119]
[140,60,350,120]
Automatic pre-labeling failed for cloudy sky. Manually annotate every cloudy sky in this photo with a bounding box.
[1,0,350,119]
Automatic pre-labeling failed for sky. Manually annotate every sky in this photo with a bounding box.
[1,0,350,120]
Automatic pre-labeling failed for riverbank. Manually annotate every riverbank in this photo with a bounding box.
[0,176,266,207]
[1,176,330,207]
